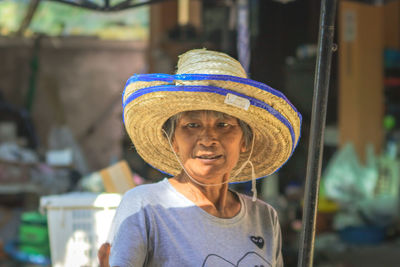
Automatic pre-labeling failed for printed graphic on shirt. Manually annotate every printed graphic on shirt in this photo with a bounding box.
[202,251,271,267]
[250,236,264,249]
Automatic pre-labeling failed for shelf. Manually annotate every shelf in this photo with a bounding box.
[0,183,40,194]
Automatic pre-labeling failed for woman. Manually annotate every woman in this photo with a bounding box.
[100,49,301,267]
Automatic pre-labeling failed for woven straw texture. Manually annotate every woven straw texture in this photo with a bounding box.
[122,49,301,182]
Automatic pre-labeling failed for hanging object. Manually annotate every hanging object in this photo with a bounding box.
[237,0,250,74]
[173,0,197,41]
[178,0,189,26]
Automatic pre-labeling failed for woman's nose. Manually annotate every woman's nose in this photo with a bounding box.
[198,126,217,146]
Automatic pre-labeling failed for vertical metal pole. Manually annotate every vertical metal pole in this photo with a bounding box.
[237,0,250,73]
[297,0,337,267]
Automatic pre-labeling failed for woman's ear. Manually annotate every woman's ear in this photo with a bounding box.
[172,137,179,154]
[240,139,246,153]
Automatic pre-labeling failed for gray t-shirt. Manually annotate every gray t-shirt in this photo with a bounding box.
[108,178,283,267]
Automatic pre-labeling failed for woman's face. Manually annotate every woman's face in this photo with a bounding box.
[172,111,246,182]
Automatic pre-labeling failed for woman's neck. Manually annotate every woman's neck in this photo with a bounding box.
[169,173,241,218]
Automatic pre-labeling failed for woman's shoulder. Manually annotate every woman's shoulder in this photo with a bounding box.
[238,193,278,217]
[123,178,169,200]
[115,178,170,216]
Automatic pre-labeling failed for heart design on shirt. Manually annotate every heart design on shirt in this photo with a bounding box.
[250,236,264,249]
[202,251,271,267]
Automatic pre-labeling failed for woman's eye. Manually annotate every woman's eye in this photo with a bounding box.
[186,123,199,128]
[217,122,229,128]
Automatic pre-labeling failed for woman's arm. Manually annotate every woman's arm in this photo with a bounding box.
[98,243,111,267]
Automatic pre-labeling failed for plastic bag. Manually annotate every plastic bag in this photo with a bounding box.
[323,143,399,228]
[322,143,378,204]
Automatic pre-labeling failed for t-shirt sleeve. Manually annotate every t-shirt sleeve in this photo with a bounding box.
[109,214,148,267]
[108,189,150,267]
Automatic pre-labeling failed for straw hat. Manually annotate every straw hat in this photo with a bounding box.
[122,49,302,183]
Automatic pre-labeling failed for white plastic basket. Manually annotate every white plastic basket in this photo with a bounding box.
[40,192,121,267]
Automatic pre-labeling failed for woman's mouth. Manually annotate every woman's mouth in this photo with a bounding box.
[196,155,222,160]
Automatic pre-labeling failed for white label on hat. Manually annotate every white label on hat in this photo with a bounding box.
[224,93,250,111]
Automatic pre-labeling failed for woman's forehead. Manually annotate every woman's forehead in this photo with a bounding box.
[180,110,237,120]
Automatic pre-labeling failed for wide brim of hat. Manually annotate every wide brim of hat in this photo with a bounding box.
[122,73,302,183]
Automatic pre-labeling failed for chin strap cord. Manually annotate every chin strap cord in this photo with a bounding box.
[232,135,257,202]
[249,161,257,202]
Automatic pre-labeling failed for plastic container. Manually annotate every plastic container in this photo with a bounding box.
[4,241,51,266]
[19,212,49,245]
[338,226,385,245]
[19,244,50,256]
[40,192,121,267]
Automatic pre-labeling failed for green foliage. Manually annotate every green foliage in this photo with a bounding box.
[0,0,28,34]
[0,0,149,40]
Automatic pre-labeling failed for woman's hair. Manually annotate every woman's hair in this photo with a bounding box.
[162,110,253,149]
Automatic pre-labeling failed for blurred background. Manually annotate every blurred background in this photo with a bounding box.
[0,0,399,266]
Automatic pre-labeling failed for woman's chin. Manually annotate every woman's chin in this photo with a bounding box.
[182,158,236,183]
[187,168,229,183]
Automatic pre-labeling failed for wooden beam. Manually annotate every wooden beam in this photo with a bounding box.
[16,0,41,37]
[338,1,384,161]
[150,0,178,47]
